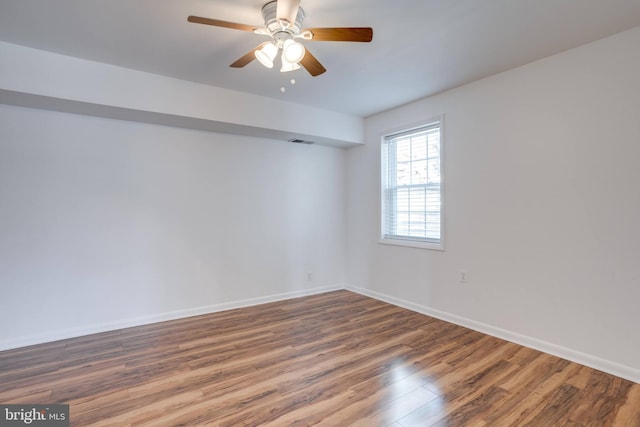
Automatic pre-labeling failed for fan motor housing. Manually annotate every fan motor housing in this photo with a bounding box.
[262,0,305,35]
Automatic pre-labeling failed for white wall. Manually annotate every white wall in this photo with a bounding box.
[346,27,640,382]
[0,104,346,349]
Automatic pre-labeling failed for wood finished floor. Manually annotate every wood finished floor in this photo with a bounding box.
[1,290,638,426]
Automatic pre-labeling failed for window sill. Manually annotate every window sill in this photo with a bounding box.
[378,237,444,251]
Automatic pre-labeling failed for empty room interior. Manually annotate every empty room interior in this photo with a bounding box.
[1,0,639,425]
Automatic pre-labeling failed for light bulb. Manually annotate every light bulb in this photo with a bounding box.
[282,39,305,64]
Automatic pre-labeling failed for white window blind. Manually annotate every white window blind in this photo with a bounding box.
[381,121,442,248]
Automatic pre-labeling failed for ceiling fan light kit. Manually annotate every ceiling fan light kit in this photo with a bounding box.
[187,0,373,77]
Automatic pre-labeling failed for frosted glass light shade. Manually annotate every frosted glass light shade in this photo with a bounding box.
[255,43,278,68]
[280,54,301,72]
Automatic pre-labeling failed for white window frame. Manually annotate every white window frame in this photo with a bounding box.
[379,116,444,251]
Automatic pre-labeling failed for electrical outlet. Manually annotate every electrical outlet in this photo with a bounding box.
[459,269,468,283]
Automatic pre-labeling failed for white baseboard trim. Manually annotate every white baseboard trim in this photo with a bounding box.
[346,284,640,384]
[0,284,343,352]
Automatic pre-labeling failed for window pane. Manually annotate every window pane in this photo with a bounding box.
[396,188,410,210]
[411,135,427,160]
[426,211,441,240]
[427,159,440,183]
[396,138,411,162]
[409,187,426,208]
[409,212,426,236]
[411,160,427,185]
[396,162,411,186]
[426,187,440,209]
[428,133,440,158]
[395,211,409,236]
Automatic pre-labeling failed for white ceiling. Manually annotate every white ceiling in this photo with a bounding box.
[1,0,640,117]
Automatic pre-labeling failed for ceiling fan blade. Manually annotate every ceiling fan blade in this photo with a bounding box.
[187,16,257,32]
[276,0,300,27]
[230,43,268,68]
[305,27,373,42]
[300,49,326,77]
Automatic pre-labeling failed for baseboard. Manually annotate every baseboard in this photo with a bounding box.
[346,284,640,384]
[0,283,343,352]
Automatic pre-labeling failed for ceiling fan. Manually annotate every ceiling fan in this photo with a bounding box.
[187,0,373,77]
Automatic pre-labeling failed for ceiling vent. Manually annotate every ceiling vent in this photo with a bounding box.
[288,138,315,144]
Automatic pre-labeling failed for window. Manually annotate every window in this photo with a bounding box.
[380,119,443,250]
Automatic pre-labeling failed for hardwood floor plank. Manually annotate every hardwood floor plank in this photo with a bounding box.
[393,393,449,427]
[523,383,582,426]
[484,362,584,425]
[613,383,640,427]
[0,290,637,426]
[566,374,636,426]
[2,388,53,405]
[431,385,510,427]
